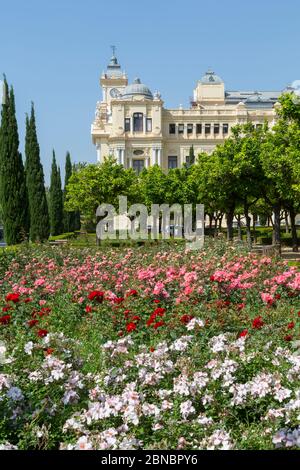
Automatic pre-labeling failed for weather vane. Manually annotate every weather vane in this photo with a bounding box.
[110,45,116,56]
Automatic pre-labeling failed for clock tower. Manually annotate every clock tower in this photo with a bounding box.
[100,47,128,104]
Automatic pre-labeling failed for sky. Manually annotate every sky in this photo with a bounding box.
[0,0,299,184]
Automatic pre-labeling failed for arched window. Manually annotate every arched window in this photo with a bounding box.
[133,113,143,132]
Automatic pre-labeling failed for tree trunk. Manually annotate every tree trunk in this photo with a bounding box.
[209,214,213,237]
[273,204,281,254]
[285,211,290,234]
[226,205,235,242]
[237,215,242,241]
[218,214,223,231]
[253,214,257,244]
[290,208,298,253]
[244,203,252,250]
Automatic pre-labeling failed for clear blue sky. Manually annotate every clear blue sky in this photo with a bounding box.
[0,0,299,184]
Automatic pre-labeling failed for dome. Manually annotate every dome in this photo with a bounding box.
[200,69,223,84]
[121,78,153,100]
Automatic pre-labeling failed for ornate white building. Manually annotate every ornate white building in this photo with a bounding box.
[91,51,291,173]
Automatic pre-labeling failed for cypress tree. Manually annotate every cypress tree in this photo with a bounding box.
[50,151,63,235]
[25,104,50,242]
[0,79,29,245]
[63,151,76,232]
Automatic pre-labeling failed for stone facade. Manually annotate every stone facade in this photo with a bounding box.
[91,52,293,173]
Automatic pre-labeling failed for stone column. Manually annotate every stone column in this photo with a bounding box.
[157,148,161,167]
[96,143,101,163]
[152,148,157,165]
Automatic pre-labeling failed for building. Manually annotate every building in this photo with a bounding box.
[91,51,293,173]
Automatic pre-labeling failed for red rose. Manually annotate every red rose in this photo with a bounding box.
[150,347,155,352]
[46,348,54,355]
[126,289,138,297]
[88,291,104,303]
[28,319,39,328]
[38,307,51,317]
[131,316,141,322]
[2,306,12,312]
[287,322,295,330]
[85,305,92,313]
[5,293,20,303]
[24,298,33,303]
[0,315,11,325]
[237,303,246,311]
[252,316,264,329]
[37,329,48,338]
[153,299,160,304]
[113,297,124,304]
[284,335,293,342]
[275,294,281,300]
[154,321,164,329]
[180,314,194,325]
[153,307,166,316]
[239,329,248,338]
[126,322,137,332]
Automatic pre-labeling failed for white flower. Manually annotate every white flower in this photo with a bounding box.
[186,318,205,331]
[75,435,93,450]
[180,400,195,419]
[7,387,24,402]
[24,341,34,355]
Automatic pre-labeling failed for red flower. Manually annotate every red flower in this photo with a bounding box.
[153,299,160,304]
[88,291,104,303]
[126,322,137,332]
[287,322,295,330]
[0,315,11,325]
[298,311,300,317]
[5,293,20,303]
[24,298,33,303]
[252,316,264,329]
[239,329,248,338]
[124,309,131,318]
[275,294,281,300]
[118,331,124,337]
[46,348,54,355]
[154,321,164,329]
[210,275,215,282]
[113,297,124,304]
[37,329,48,338]
[85,305,92,313]
[37,307,51,317]
[28,319,39,328]
[131,315,141,322]
[180,314,194,325]
[153,307,166,316]
[284,335,293,342]
[2,306,12,312]
[237,303,246,311]
[150,347,155,352]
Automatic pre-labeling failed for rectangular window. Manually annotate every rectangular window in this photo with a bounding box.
[125,118,131,132]
[178,123,184,134]
[214,124,220,134]
[205,124,211,135]
[196,123,202,134]
[146,118,152,132]
[169,123,176,134]
[133,113,143,132]
[168,156,178,169]
[223,123,229,134]
[132,159,145,175]
[187,123,193,134]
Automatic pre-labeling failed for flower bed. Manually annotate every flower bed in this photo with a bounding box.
[0,240,299,450]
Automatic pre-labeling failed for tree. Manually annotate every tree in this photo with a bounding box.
[25,103,50,242]
[0,79,29,245]
[49,151,63,236]
[63,152,76,232]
